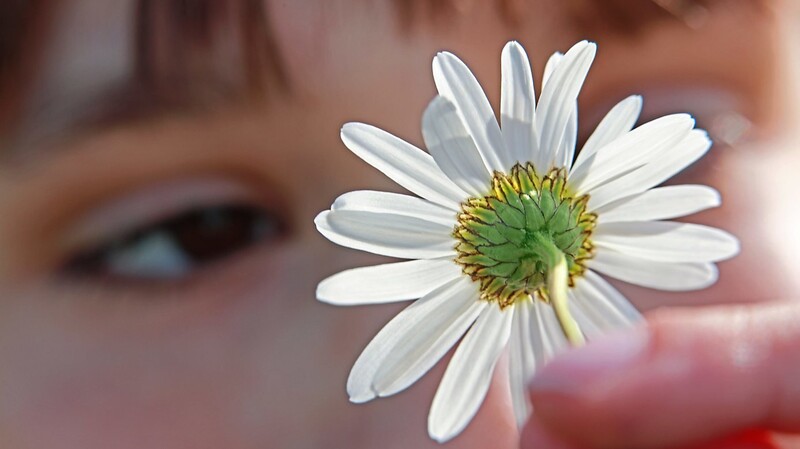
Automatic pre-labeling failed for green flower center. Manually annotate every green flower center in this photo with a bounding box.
[454,164,596,309]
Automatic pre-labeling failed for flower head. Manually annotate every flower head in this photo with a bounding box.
[314,40,739,443]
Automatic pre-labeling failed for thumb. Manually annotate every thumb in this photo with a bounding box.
[524,301,800,449]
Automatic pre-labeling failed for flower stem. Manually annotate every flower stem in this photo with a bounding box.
[532,232,585,346]
[547,251,585,346]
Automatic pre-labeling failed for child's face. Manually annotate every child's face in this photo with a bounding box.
[0,1,795,448]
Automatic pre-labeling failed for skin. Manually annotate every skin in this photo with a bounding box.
[0,0,798,448]
[522,303,800,449]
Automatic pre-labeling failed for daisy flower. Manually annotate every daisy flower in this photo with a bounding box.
[314,40,739,443]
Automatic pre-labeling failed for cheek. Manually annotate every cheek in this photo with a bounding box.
[0,311,234,449]
[703,142,800,304]
[620,140,799,312]
[732,140,800,296]
[0,239,382,449]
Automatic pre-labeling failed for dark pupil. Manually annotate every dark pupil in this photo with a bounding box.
[169,205,278,263]
[66,204,284,278]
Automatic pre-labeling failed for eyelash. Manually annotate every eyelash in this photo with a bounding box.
[62,202,288,283]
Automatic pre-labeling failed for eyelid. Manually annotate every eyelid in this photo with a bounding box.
[636,85,738,119]
[582,85,752,147]
[61,177,262,255]
[635,85,752,146]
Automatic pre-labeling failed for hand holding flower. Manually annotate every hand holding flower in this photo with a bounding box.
[522,302,799,448]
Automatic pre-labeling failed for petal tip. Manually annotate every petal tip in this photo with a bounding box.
[433,50,456,63]
[340,122,373,142]
[427,423,456,444]
[710,188,722,207]
[347,378,378,404]
[503,40,524,52]
[722,232,742,260]
[313,210,330,228]
[703,264,720,288]
[570,39,597,54]
[692,128,711,140]
[340,121,359,133]
[693,129,714,147]
[315,278,335,303]
[347,393,375,404]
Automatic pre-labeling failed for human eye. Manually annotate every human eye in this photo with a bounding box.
[59,177,289,284]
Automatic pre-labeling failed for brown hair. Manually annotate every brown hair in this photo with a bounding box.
[0,0,768,144]
[133,0,289,105]
[0,0,54,134]
[0,0,290,142]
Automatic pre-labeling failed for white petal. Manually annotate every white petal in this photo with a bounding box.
[533,51,561,170]
[332,190,456,227]
[315,210,454,259]
[568,296,605,340]
[428,305,513,443]
[526,297,569,367]
[433,51,512,173]
[569,270,642,337]
[501,41,538,166]
[536,298,570,356]
[508,301,536,427]
[588,129,712,209]
[535,41,596,171]
[572,95,643,173]
[594,221,740,263]
[341,123,468,209]
[347,277,482,403]
[596,185,721,223]
[570,114,694,194]
[588,249,719,291]
[373,282,487,397]
[422,96,492,196]
[557,104,578,170]
[317,259,463,305]
[541,52,563,87]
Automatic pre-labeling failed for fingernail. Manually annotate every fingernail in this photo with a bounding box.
[530,326,651,395]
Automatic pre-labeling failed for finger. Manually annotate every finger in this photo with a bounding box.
[526,301,800,449]
[772,433,800,449]
[520,424,779,449]
[685,429,779,449]
[519,415,580,449]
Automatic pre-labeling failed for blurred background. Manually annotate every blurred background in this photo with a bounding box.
[0,1,798,448]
